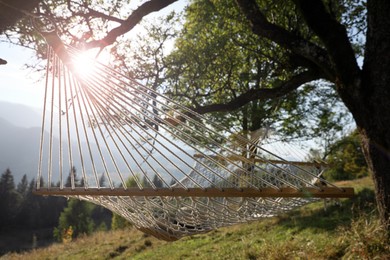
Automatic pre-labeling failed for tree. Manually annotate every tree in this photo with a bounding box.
[232,0,390,230]
[54,198,95,241]
[111,175,141,230]
[19,178,44,228]
[152,174,164,188]
[15,175,31,226]
[111,212,132,230]
[99,173,107,188]
[164,1,278,135]
[324,130,368,181]
[65,166,79,188]
[0,169,21,228]
[2,0,390,230]
[0,0,41,64]
[16,174,29,198]
[168,0,390,230]
[161,1,352,146]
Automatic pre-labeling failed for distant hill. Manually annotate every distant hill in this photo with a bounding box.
[0,101,193,184]
[0,101,41,128]
[0,116,40,181]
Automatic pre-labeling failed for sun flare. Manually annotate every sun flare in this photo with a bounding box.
[72,52,97,77]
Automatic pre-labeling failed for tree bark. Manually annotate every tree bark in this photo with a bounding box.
[193,70,320,114]
[357,0,390,229]
[294,0,390,230]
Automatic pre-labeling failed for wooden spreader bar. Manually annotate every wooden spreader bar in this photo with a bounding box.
[34,187,354,198]
[193,154,329,167]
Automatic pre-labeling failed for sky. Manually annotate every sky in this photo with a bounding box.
[0,1,187,110]
[0,39,45,108]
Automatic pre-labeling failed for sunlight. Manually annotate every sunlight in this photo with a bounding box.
[72,51,97,77]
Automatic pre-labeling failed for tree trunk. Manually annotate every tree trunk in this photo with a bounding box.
[348,0,390,229]
[360,128,390,229]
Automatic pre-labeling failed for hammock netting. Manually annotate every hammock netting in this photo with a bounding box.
[34,31,353,241]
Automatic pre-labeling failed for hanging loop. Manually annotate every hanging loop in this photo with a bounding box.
[31,16,73,67]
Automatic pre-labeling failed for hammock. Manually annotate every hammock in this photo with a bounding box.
[34,30,353,241]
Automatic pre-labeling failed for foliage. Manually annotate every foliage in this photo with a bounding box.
[111,213,132,231]
[324,130,368,181]
[16,174,29,197]
[159,0,350,146]
[54,198,95,242]
[0,168,21,228]
[277,81,352,143]
[0,0,40,34]
[0,167,114,255]
[53,169,113,242]
[111,175,141,230]
[164,0,284,132]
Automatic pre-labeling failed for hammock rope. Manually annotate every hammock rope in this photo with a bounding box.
[34,30,353,241]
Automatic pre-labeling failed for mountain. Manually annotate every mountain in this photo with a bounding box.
[0,101,41,128]
[0,101,193,185]
[0,101,42,181]
[0,117,40,182]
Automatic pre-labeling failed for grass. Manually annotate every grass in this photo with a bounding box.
[3,177,390,260]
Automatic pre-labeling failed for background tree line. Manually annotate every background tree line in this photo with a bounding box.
[0,168,112,241]
[0,168,66,231]
[0,167,166,247]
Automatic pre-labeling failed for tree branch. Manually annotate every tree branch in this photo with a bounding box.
[84,0,178,49]
[293,0,361,88]
[85,8,125,24]
[235,0,335,80]
[0,0,42,33]
[193,70,320,114]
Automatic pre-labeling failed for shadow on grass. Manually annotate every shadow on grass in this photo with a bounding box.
[276,188,376,231]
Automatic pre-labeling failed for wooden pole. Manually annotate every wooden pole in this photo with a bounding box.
[34,186,354,198]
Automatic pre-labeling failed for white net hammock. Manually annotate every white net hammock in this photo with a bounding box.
[34,31,353,241]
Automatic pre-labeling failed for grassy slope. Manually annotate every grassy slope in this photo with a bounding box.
[3,177,390,260]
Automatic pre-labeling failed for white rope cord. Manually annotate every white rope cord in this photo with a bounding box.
[80,73,254,190]
[75,49,335,190]
[34,31,353,241]
[74,53,312,190]
[81,84,181,189]
[37,45,52,189]
[78,74,208,190]
[70,70,117,189]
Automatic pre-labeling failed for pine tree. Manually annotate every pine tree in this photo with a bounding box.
[17,174,29,198]
[21,178,44,228]
[99,173,106,187]
[0,168,21,228]
[152,174,164,188]
[15,174,29,226]
[65,166,79,187]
